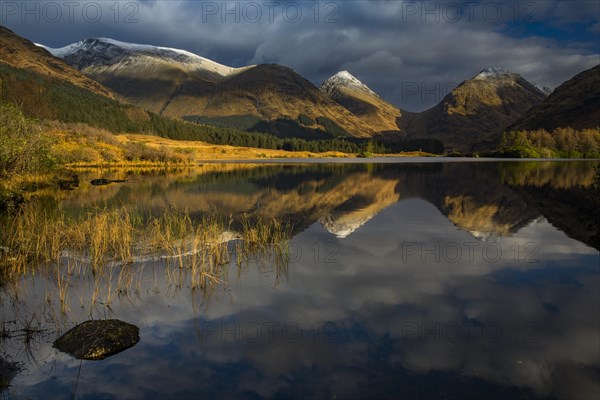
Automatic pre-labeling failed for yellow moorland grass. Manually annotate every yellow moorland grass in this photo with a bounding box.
[46,121,349,166]
[45,121,435,168]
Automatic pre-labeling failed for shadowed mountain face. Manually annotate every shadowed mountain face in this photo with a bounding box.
[46,39,375,138]
[56,161,600,249]
[510,64,600,131]
[404,68,547,152]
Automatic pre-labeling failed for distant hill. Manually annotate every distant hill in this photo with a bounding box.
[2,27,364,153]
[7,26,595,154]
[510,64,600,131]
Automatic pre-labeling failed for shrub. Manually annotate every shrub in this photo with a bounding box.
[0,102,56,178]
[124,142,182,163]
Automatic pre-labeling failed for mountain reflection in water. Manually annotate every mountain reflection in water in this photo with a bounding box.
[1,160,598,400]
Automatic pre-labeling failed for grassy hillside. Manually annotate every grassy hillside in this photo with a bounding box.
[0,25,116,99]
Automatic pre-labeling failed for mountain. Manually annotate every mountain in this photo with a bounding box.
[45,38,375,138]
[320,71,403,134]
[1,27,290,150]
[0,26,117,100]
[404,67,548,152]
[42,38,250,115]
[510,64,600,131]
[0,26,153,127]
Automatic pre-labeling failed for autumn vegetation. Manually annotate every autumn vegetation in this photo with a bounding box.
[498,127,600,158]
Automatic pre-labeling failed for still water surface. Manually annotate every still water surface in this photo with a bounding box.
[1,160,599,399]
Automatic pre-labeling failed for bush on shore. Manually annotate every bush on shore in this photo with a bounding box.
[0,102,56,178]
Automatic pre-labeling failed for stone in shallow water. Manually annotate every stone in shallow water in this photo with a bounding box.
[53,319,139,360]
[0,357,18,391]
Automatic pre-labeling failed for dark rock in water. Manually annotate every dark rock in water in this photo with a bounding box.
[53,319,139,360]
[0,358,18,391]
[90,179,128,186]
[58,174,80,191]
[90,178,112,186]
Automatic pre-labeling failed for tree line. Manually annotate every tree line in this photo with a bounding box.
[498,128,600,158]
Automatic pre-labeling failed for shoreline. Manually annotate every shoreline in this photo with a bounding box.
[64,156,600,168]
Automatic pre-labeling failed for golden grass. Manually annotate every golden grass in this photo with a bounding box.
[113,134,438,160]
[44,121,433,169]
[47,122,350,166]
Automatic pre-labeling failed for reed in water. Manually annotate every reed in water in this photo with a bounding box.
[0,204,293,293]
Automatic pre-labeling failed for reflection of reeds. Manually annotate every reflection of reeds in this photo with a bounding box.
[236,214,292,288]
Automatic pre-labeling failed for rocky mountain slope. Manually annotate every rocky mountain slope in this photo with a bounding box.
[0,26,152,126]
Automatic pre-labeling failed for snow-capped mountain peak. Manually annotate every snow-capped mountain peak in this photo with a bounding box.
[39,38,240,77]
[474,67,511,79]
[472,67,551,95]
[321,70,379,97]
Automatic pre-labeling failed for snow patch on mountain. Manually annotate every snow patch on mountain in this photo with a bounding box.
[39,38,243,77]
[321,70,379,98]
[34,43,51,52]
[474,67,512,79]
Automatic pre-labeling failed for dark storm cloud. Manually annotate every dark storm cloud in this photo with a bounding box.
[2,0,598,111]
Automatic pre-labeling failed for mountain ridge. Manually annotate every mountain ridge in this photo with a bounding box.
[43,37,376,138]
[7,28,596,152]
